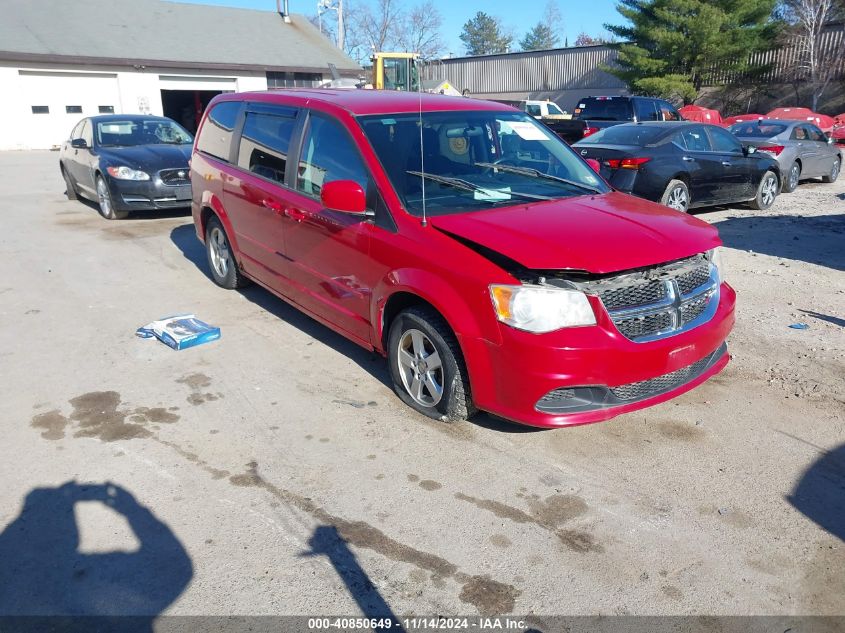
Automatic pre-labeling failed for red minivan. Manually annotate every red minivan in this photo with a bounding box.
[190,90,735,428]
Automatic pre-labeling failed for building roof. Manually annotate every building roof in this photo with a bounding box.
[218,88,517,116]
[0,0,360,73]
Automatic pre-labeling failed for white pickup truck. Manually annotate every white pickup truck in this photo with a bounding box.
[519,100,570,119]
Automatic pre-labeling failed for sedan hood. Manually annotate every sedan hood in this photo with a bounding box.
[429,192,721,274]
[99,144,191,171]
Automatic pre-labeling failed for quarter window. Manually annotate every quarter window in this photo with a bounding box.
[196,101,241,161]
[236,109,298,184]
[296,115,369,197]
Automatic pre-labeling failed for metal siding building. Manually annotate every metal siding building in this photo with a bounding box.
[424,46,628,110]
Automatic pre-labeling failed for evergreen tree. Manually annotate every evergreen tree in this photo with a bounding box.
[459,12,513,55]
[605,0,780,104]
[520,23,559,50]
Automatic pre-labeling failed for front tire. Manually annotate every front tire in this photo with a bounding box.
[661,179,690,212]
[821,158,840,183]
[783,161,801,193]
[205,216,249,289]
[96,175,128,219]
[387,307,476,423]
[750,170,779,210]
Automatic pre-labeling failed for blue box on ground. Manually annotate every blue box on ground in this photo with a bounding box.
[136,314,220,350]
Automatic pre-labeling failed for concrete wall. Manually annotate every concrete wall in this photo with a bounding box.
[0,62,268,150]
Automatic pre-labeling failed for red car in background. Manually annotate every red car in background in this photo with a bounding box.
[190,90,735,428]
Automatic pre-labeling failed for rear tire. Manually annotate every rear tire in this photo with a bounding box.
[750,170,779,210]
[821,158,840,183]
[205,215,249,289]
[660,179,690,212]
[61,165,78,200]
[783,161,801,193]
[96,175,128,220]
[387,306,476,423]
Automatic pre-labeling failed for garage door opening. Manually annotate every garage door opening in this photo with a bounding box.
[160,90,224,135]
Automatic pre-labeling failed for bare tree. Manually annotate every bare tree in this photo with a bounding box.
[397,1,444,59]
[781,0,845,110]
[350,0,404,54]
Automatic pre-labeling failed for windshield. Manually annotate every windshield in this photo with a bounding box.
[728,122,788,138]
[573,98,633,121]
[96,119,193,147]
[358,111,608,217]
[577,124,667,146]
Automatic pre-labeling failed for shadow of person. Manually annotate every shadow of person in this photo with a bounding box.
[788,444,845,542]
[0,481,192,632]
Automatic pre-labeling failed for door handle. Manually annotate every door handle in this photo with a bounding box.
[261,198,283,214]
[722,161,732,167]
[284,207,306,222]
[682,156,695,162]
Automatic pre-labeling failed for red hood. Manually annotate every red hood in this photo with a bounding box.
[429,192,721,274]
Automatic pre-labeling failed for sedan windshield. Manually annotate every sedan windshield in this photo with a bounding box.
[358,111,608,217]
[96,119,193,147]
[728,122,788,138]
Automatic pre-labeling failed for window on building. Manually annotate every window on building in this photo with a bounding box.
[196,101,241,161]
[31,106,49,114]
[99,105,115,114]
[65,105,82,114]
[266,71,323,88]
[237,108,299,184]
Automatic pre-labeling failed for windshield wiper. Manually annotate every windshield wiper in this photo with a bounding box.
[474,162,602,195]
[407,171,553,201]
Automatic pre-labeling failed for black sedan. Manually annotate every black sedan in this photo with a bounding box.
[573,121,781,212]
[59,115,193,220]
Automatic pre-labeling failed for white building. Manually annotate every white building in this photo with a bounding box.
[0,0,360,150]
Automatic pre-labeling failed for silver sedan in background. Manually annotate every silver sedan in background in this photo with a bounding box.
[729,119,842,192]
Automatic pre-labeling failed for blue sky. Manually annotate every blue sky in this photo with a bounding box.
[169,0,621,57]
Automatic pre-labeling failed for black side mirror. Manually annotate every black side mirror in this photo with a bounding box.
[70,138,88,149]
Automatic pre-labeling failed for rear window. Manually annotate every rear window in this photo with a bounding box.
[197,101,241,161]
[728,122,787,138]
[577,124,667,146]
[573,98,633,122]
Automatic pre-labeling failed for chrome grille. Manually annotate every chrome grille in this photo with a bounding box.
[609,351,718,401]
[586,256,719,343]
[159,168,190,186]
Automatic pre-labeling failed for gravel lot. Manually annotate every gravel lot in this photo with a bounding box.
[0,151,842,622]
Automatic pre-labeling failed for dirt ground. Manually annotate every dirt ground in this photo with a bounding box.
[0,151,842,623]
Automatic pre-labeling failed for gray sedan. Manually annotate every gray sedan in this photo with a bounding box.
[728,119,842,192]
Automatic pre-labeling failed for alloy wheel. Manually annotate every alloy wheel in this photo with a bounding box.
[667,185,688,211]
[96,178,112,218]
[761,173,777,207]
[789,164,800,190]
[832,160,841,181]
[209,227,230,278]
[397,328,444,407]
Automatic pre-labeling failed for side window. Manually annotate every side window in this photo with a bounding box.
[709,126,742,153]
[806,125,825,142]
[672,131,687,150]
[791,125,807,141]
[196,101,241,161]
[80,120,93,146]
[236,108,298,184]
[296,115,369,198]
[634,99,658,122]
[659,101,681,121]
[70,120,84,140]
[526,104,541,117]
[681,126,711,152]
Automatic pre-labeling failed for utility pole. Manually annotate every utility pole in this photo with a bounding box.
[337,0,344,51]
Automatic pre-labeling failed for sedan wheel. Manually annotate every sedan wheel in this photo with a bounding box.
[96,176,128,220]
[660,179,690,212]
[822,158,840,183]
[751,171,779,210]
[784,162,801,193]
